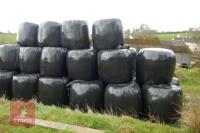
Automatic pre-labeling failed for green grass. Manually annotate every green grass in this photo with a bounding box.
[156,32,187,40]
[176,68,200,92]
[0,33,16,44]
[0,98,188,133]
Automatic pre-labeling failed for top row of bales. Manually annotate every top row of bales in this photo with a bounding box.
[17,19,124,50]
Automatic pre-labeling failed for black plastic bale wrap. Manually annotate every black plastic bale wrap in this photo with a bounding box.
[19,47,42,73]
[67,49,98,80]
[171,77,180,86]
[68,80,104,111]
[61,20,90,49]
[38,77,69,106]
[40,47,66,77]
[92,18,124,50]
[142,84,182,123]
[0,71,17,99]
[38,21,61,47]
[0,44,20,71]
[104,80,143,117]
[116,45,137,76]
[136,48,176,85]
[12,74,39,100]
[129,47,137,77]
[98,49,133,84]
[17,22,38,46]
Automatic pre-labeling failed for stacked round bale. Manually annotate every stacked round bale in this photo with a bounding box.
[38,21,68,106]
[93,19,143,117]
[136,48,182,123]
[0,44,19,99]
[13,22,41,100]
[63,20,104,111]
[0,18,182,123]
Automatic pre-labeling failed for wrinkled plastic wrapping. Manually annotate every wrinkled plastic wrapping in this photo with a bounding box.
[19,47,42,73]
[0,44,20,71]
[117,46,137,76]
[171,77,180,86]
[67,49,97,80]
[92,19,124,50]
[68,80,104,111]
[12,74,39,100]
[38,21,61,47]
[142,84,182,123]
[0,71,17,99]
[98,49,132,84]
[136,48,176,84]
[17,22,38,46]
[38,77,69,106]
[104,80,143,117]
[40,47,66,77]
[61,20,90,49]
[129,47,137,76]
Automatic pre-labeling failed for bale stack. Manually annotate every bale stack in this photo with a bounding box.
[62,20,104,111]
[136,48,182,123]
[0,18,183,123]
[0,44,19,99]
[13,22,40,100]
[37,21,68,106]
[93,19,143,117]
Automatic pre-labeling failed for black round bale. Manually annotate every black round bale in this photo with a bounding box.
[38,21,61,47]
[67,49,97,80]
[0,71,17,99]
[17,22,38,46]
[68,80,104,111]
[40,47,66,77]
[104,80,143,117]
[0,44,20,71]
[142,84,182,123]
[116,45,137,76]
[92,18,124,50]
[98,49,133,84]
[19,47,42,73]
[12,74,39,101]
[38,77,69,106]
[61,20,90,50]
[136,48,176,84]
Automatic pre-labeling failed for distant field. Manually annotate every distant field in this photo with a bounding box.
[0,32,189,44]
[0,33,16,44]
[156,32,188,40]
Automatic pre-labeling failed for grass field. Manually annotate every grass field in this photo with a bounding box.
[156,32,187,40]
[0,32,189,44]
[176,68,200,92]
[0,68,200,133]
[0,33,16,44]
[0,98,186,133]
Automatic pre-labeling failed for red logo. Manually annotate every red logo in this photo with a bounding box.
[10,100,35,126]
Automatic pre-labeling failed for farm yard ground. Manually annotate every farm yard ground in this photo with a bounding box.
[0,68,200,133]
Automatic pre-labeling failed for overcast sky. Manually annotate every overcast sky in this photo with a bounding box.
[0,0,199,33]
